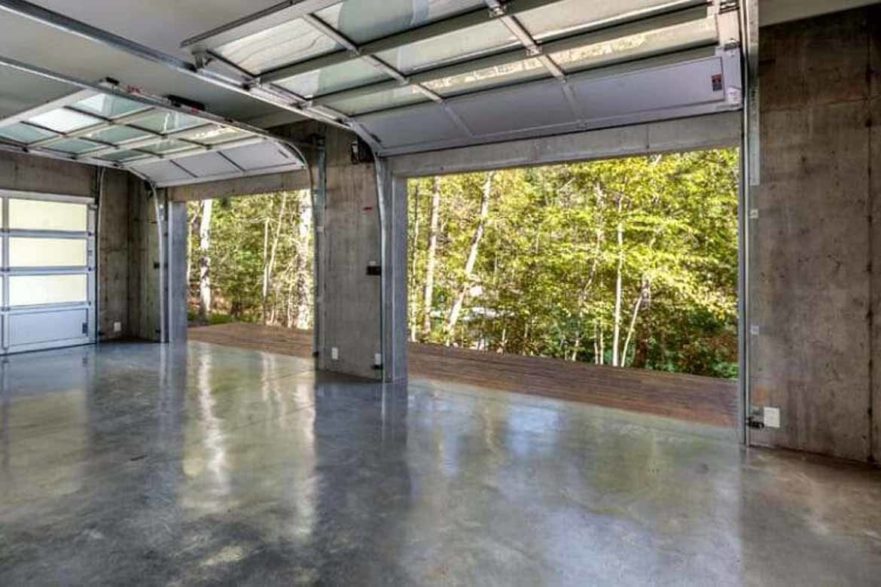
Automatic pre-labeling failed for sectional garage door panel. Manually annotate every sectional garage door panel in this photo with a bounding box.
[0,190,95,355]
[7,307,89,351]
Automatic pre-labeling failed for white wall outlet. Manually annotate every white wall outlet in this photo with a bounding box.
[763,406,781,428]
[331,347,339,361]
[113,321,122,333]
[374,353,382,367]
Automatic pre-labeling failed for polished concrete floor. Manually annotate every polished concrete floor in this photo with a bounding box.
[1,342,880,586]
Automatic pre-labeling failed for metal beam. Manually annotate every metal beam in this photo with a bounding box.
[0,0,352,130]
[312,6,713,112]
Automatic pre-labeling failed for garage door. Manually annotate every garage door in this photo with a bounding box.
[0,190,95,354]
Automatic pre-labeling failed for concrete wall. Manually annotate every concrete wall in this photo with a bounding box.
[272,123,384,380]
[0,150,93,196]
[97,168,134,341]
[750,6,880,462]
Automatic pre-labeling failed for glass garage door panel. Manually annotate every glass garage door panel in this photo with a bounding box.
[9,274,89,306]
[8,308,90,347]
[10,238,88,267]
[1,193,95,354]
[9,199,88,231]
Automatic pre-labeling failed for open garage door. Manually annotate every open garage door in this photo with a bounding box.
[182,0,743,155]
[0,189,95,353]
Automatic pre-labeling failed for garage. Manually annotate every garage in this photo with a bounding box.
[0,0,880,584]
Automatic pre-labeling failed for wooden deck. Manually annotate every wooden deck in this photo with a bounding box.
[189,323,738,428]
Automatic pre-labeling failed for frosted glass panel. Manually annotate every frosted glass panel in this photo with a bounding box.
[324,86,427,115]
[72,94,148,119]
[425,57,547,96]
[376,21,515,73]
[135,111,204,134]
[49,138,104,154]
[216,18,340,74]
[10,238,88,268]
[27,109,99,133]
[83,125,152,144]
[0,123,57,144]
[9,200,88,232]
[551,19,717,74]
[10,274,88,306]
[315,0,482,44]
[181,126,251,145]
[277,59,387,98]
[518,0,681,41]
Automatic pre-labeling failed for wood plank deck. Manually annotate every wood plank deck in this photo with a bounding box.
[189,323,738,428]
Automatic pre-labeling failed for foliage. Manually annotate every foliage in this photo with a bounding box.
[188,149,738,379]
[408,149,739,378]
[187,190,313,329]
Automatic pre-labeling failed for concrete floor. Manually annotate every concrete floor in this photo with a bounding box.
[1,342,880,586]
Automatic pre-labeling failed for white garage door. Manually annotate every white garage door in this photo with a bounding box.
[0,190,95,353]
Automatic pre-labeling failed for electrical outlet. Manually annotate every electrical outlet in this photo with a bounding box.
[374,353,382,367]
[763,406,780,428]
[113,321,122,333]
[331,347,339,361]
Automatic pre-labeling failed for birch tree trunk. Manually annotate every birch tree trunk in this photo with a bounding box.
[611,194,625,367]
[421,176,441,339]
[621,280,648,367]
[409,185,420,341]
[198,199,213,320]
[294,190,313,330]
[446,171,494,341]
[263,192,288,325]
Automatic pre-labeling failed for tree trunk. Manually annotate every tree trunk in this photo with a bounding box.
[198,199,213,320]
[421,176,441,339]
[294,190,312,330]
[621,280,648,367]
[611,195,625,367]
[409,184,420,342]
[264,193,288,325]
[446,171,494,342]
[261,215,270,321]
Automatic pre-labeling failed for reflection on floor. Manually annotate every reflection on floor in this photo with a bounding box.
[1,341,880,585]
[190,323,738,427]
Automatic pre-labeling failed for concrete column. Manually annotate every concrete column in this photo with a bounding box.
[168,201,188,344]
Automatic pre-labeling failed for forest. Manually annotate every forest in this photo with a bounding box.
[188,148,739,378]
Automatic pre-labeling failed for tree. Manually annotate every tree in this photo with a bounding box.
[406,149,739,378]
[446,171,494,341]
[198,199,213,320]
